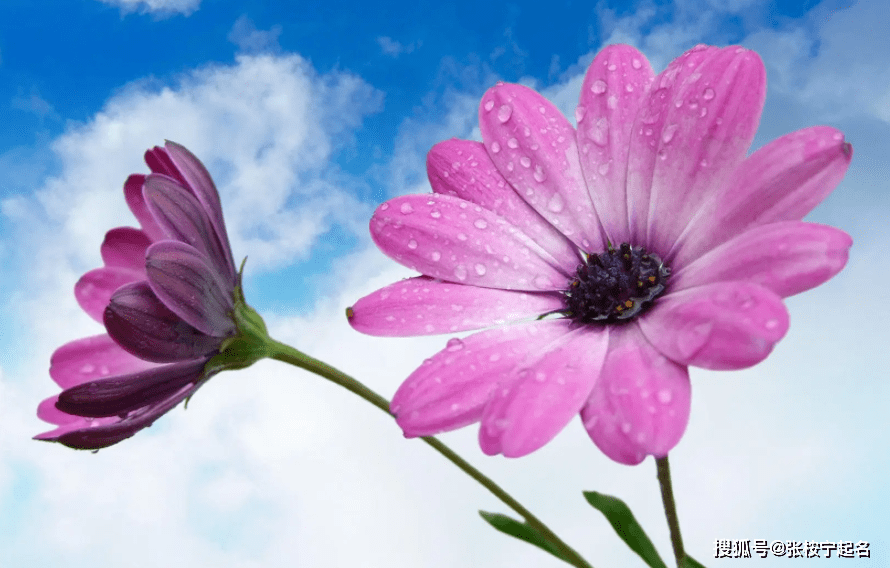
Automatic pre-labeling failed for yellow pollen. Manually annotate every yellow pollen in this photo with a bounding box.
[345,307,355,318]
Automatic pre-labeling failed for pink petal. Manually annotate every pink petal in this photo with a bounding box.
[37,395,81,426]
[50,334,158,389]
[348,276,565,336]
[392,320,574,437]
[640,47,766,255]
[144,146,187,184]
[124,174,166,242]
[104,281,222,363]
[100,227,151,271]
[428,139,581,268]
[75,266,144,322]
[672,127,853,266]
[164,141,237,281]
[370,194,569,291]
[479,83,606,253]
[580,324,690,465]
[145,241,236,337]
[143,174,233,284]
[478,324,609,457]
[639,281,789,370]
[576,44,654,244]
[672,221,852,298]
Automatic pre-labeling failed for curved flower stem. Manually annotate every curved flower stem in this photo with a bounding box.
[267,338,593,568]
[656,455,685,567]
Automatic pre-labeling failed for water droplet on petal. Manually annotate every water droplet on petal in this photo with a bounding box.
[620,422,632,434]
[474,263,487,276]
[533,166,546,182]
[446,337,465,352]
[497,104,512,123]
[457,232,468,241]
[400,202,414,214]
[407,239,418,250]
[632,58,642,69]
[535,371,547,382]
[454,265,468,281]
[546,193,564,213]
[574,105,586,123]
[80,364,95,374]
[661,124,678,144]
[703,87,715,100]
[379,203,390,211]
[431,251,441,261]
[474,219,488,229]
[765,319,779,330]
[490,141,501,154]
[657,389,673,404]
[533,275,552,289]
[430,210,442,219]
[591,79,607,94]
[507,137,519,149]
[484,99,495,111]
[597,162,610,176]
[519,156,531,168]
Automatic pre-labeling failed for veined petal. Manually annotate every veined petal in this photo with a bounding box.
[577,44,654,244]
[146,241,236,337]
[143,174,233,286]
[646,46,765,256]
[672,221,852,298]
[392,320,574,437]
[479,83,606,253]
[164,141,237,281]
[371,194,570,291]
[581,324,690,465]
[348,276,565,336]
[100,227,151,271]
[75,266,144,322]
[479,323,608,457]
[428,139,581,268]
[144,145,187,185]
[55,359,206,418]
[124,174,166,242]
[673,127,853,266]
[639,281,789,370]
[50,334,158,389]
[103,281,221,363]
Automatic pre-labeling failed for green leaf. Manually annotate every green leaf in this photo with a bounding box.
[479,511,575,565]
[583,491,668,568]
[681,555,707,568]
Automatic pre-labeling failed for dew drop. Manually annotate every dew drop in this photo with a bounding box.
[597,162,610,176]
[430,210,442,219]
[632,58,642,69]
[379,203,390,211]
[484,99,494,111]
[80,364,95,374]
[589,117,609,146]
[507,137,519,149]
[489,352,501,362]
[533,166,546,182]
[400,202,414,214]
[407,239,418,250]
[703,87,715,100]
[657,389,673,404]
[446,337,465,352]
[546,193,565,213]
[607,95,618,109]
[661,123,679,144]
[620,422,632,434]
[497,104,513,123]
[625,83,634,92]
[474,218,488,230]
[457,232,468,241]
[491,141,501,154]
[431,251,441,261]
[765,319,779,330]
[519,156,531,168]
[454,265,468,281]
[533,275,551,289]
[535,371,547,382]
[591,79,607,94]
[574,105,586,123]
[474,263,487,276]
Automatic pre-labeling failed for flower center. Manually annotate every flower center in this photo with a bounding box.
[562,242,670,324]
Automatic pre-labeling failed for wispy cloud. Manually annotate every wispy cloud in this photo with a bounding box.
[228,16,283,54]
[377,36,419,57]
[11,87,60,122]
[96,0,200,17]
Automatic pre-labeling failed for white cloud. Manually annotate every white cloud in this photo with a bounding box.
[228,15,283,54]
[97,0,200,17]
[376,36,419,57]
[11,87,60,122]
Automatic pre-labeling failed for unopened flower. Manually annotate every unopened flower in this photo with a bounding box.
[36,142,269,450]
[348,45,852,464]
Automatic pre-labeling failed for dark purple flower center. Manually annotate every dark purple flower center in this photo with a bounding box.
[562,242,670,324]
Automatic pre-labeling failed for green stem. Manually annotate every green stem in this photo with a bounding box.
[268,338,592,568]
[655,455,685,567]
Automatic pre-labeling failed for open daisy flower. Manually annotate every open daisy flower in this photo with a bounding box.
[36,141,268,450]
[348,44,852,464]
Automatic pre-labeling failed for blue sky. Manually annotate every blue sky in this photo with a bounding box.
[1,0,888,566]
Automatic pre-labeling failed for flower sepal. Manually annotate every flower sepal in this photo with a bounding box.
[204,288,272,376]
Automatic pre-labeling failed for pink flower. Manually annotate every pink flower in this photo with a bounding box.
[348,45,853,464]
[36,142,256,450]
